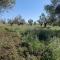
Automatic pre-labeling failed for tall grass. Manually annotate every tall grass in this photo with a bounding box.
[0,24,60,60]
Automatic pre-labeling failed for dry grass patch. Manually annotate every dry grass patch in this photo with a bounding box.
[0,32,21,60]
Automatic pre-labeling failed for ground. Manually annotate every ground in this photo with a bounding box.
[0,24,60,60]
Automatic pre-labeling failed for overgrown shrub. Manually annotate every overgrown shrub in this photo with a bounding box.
[48,37,60,60]
[41,48,54,60]
[2,26,60,60]
[0,32,21,60]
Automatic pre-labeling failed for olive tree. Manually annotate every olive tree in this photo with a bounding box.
[12,15,25,25]
[44,0,60,26]
[28,19,33,25]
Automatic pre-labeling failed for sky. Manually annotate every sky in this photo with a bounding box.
[0,0,51,22]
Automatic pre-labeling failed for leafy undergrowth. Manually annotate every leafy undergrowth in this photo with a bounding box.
[0,32,45,60]
[0,25,60,60]
[0,32,21,60]
[48,37,60,60]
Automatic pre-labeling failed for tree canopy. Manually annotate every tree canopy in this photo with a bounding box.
[0,0,15,12]
[44,0,60,24]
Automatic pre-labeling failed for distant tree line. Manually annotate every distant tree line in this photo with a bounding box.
[0,0,60,27]
[7,16,35,26]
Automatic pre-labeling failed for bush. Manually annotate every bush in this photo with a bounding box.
[48,37,60,60]
[22,28,55,41]
[41,48,54,60]
[0,32,21,60]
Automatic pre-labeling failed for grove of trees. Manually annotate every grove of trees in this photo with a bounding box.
[0,0,60,27]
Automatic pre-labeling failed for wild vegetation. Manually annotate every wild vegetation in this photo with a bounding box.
[0,24,60,60]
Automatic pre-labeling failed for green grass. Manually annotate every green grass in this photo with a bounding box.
[0,24,60,60]
[48,37,60,60]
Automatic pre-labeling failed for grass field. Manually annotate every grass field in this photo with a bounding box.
[0,24,60,60]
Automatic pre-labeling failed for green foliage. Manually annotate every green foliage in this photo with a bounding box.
[21,28,60,42]
[48,37,60,60]
[44,0,58,24]
[28,19,33,25]
[0,25,60,60]
[0,0,15,12]
[7,15,26,25]
[41,48,54,60]
[34,22,36,25]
